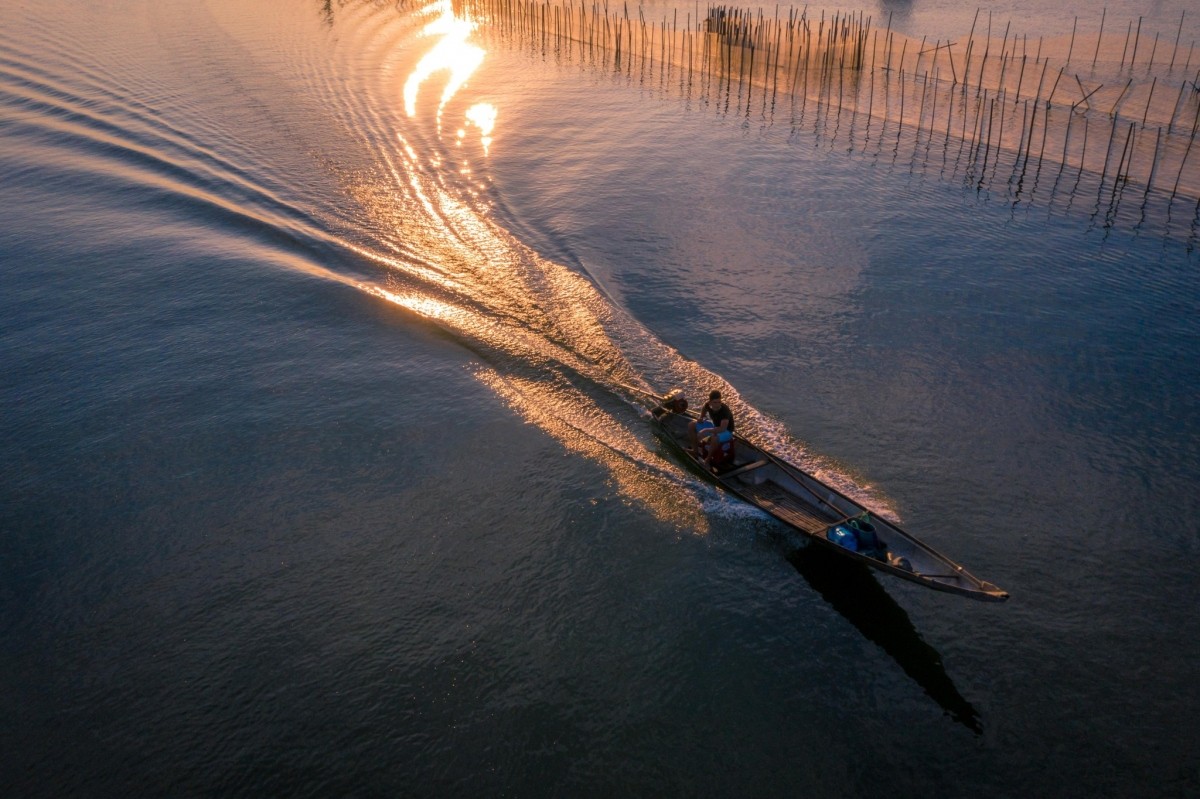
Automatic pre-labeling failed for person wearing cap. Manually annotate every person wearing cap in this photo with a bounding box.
[687,390,735,463]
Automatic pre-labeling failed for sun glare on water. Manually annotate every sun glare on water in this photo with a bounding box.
[460,102,496,154]
[402,0,496,154]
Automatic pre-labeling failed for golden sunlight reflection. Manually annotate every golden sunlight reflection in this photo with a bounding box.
[359,282,707,532]
[402,0,485,134]
[365,279,620,390]
[461,102,496,154]
[477,370,711,535]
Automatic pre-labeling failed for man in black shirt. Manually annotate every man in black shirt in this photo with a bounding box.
[688,390,735,463]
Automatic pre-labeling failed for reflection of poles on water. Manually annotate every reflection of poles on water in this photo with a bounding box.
[787,544,983,734]
[453,0,1200,240]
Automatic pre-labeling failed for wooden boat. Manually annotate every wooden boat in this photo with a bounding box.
[645,389,1009,602]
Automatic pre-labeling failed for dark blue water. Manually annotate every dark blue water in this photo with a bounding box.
[3,1,1199,796]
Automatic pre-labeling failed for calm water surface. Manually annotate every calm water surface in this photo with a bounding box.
[2,0,1198,796]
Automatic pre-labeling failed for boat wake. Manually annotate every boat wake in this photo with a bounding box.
[304,0,904,522]
[0,0,898,532]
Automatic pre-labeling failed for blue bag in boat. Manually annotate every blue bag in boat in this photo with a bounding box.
[827,525,858,551]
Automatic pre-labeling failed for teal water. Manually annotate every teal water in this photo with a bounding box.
[2,1,1199,795]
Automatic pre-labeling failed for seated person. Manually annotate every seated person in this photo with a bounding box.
[652,389,688,418]
[688,390,735,466]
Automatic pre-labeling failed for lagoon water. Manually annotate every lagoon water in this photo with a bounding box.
[2,0,1199,795]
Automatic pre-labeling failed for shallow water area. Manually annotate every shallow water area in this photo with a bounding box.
[2,0,1199,796]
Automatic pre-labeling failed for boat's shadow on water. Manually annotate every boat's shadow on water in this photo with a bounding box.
[785,544,983,734]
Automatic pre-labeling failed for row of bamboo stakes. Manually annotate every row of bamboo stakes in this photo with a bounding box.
[451,0,1200,227]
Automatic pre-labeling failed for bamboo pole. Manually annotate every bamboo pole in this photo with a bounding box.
[1169,11,1185,70]
[1120,20,1132,72]
[963,8,979,91]
[1014,54,1027,104]
[1047,66,1066,107]
[1144,126,1163,199]
[1093,7,1106,69]
[1142,77,1157,127]
[1130,16,1143,71]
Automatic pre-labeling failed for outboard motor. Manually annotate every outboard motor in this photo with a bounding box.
[653,389,689,417]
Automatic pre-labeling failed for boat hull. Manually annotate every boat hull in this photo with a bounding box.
[649,403,1008,602]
